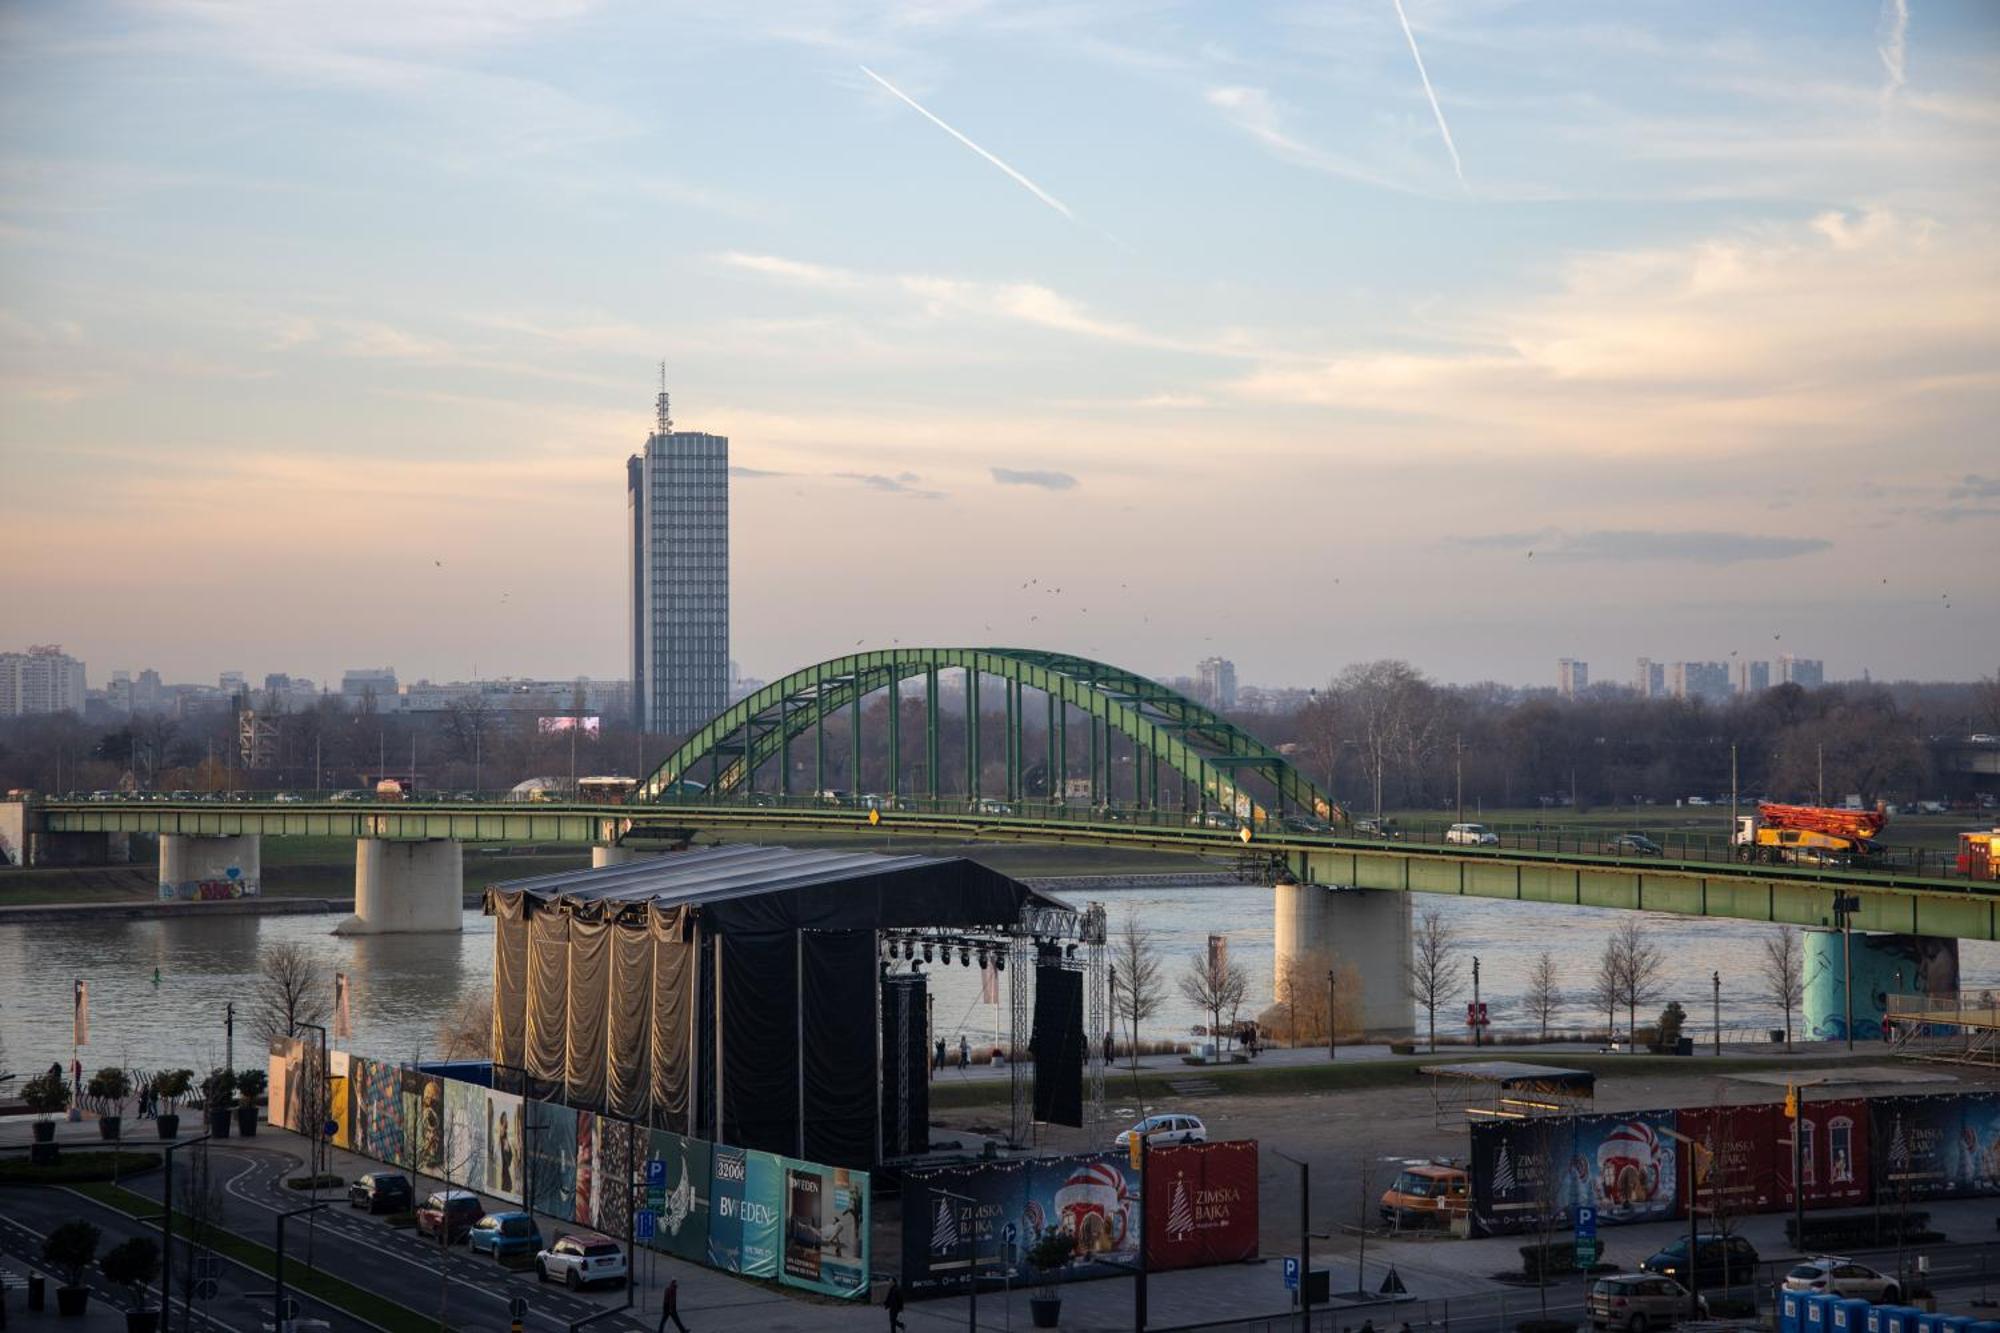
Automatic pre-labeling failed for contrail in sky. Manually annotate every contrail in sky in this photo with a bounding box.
[1388,0,1466,190]
[858,64,1075,222]
[1878,0,1909,99]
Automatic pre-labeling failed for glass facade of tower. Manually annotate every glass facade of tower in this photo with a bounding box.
[629,430,729,734]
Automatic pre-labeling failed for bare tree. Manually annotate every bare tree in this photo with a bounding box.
[1277,948,1363,1046]
[1177,945,1249,1057]
[1759,927,1805,1052]
[1406,907,1465,1052]
[1611,919,1664,1043]
[435,992,492,1064]
[1591,932,1626,1043]
[254,941,331,1045]
[1110,912,1163,1108]
[1525,949,1562,1040]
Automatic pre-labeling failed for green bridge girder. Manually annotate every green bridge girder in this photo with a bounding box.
[635,647,1339,823]
[30,798,2000,939]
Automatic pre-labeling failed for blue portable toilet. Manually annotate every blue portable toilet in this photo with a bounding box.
[1913,1313,1947,1333]
[1832,1297,1874,1333]
[1939,1318,1976,1333]
[1964,1322,2000,1333]
[1804,1292,1834,1333]
[1883,1308,1920,1333]
[1865,1306,1894,1333]
[1781,1288,1807,1333]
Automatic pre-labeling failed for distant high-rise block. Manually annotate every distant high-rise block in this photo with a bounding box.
[1558,658,1589,699]
[1195,656,1237,710]
[1735,660,1771,695]
[1777,655,1824,688]
[341,667,398,707]
[0,645,87,717]
[1669,661,1731,704]
[1634,657,1665,698]
[630,375,729,735]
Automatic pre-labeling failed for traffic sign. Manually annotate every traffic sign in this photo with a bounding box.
[1574,1205,1598,1239]
[508,1296,529,1319]
[868,808,881,826]
[194,1278,219,1301]
[1283,1256,1300,1291]
[323,1119,338,1139]
[636,1210,656,1241]
[1002,1223,1017,1245]
[1575,1238,1602,1268]
[645,1158,666,1187]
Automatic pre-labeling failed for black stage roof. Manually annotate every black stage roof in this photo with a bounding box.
[1418,1060,1597,1094]
[485,842,1074,934]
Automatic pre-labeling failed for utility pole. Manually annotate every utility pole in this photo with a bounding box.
[225,1002,234,1079]
[1472,956,1482,1049]
[1817,744,1825,805]
[1327,969,1337,1061]
[1833,892,1860,1050]
[1455,735,1464,823]
[1712,971,1721,1057]
[1729,744,1738,860]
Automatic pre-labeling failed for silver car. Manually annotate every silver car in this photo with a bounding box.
[1783,1258,1902,1303]
[1590,1275,1706,1333]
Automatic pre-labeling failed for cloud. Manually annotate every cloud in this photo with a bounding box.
[729,465,789,479]
[834,470,944,499]
[990,467,1077,490]
[1878,0,1909,101]
[1204,86,1431,195]
[1388,0,1467,188]
[718,252,862,290]
[1948,475,2000,500]
[1462,529,1833,564]
[857,64,1076,224]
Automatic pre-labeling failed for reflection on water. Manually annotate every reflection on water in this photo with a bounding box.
[2,889,1994,1071]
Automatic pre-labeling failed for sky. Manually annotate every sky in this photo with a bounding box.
[2,0,1996,692]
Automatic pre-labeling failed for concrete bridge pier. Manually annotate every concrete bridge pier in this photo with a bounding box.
[1274,881,1413,1035]
[336,839,463,935]
[591,844,648,868]
[159,833,261,901]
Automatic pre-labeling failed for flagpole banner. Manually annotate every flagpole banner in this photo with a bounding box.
[1143,1141,1257,1271]
[333,973,353,1042]
[780,1159,870,1299]
[74,980,89,1046]
[1469,1117,1577,1237]
[646,1129,712,1264]
[485,1088,524,1203]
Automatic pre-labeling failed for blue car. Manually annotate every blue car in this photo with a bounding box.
[467,1212,543,1260]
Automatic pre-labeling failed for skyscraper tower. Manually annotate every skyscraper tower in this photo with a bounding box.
[630,366,729,734]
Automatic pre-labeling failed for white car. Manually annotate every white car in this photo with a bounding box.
[1114,1114,1207,1150]
[1783,1257,1902,1303]
[1446,823,1499,846]
[536,1234,627,1291]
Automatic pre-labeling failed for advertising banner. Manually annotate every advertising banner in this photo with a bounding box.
[595,1116,634,1240]
[709,1146,783,1277]
[1775,1098,1871,1210]
[485,1089,524,1203]
[780,1159,871,1299]
[574,1110,599,1228]
[1144,1141,1258,1271]
[1571,1112,1679,1224]
[1959,1092,2000,1194]
[1470,1117,1578,1237]
[528,1100,579,1223]
[329,1071,351,1150]
[351,1058,405,1166]
[445,1079,487,1193]
[1873,1095,1968,1200]
[404,1069,444,1176]
[646,1129,712,1264]
[902,1154,1142,1292]
[1677,1104,1779,1215]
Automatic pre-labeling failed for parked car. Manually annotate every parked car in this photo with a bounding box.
[1446,822,1499,846]
[1113,1114,1207,1149]
[1378,1161,1469,1227]
[272,791,302,803]
[536,1234,627,1290]
[1281,813,1332,834]
[415,1189,486,1243]
[1353,818,1403,839]
[1783,1257,1902,1303]
[1590,1274,1707,1331]
[1603,833,1664,856]
[1640,1233,1759,1290]
[347,1172,413,1214]
[468,1211,544,1260]
[1187,809,1239,830]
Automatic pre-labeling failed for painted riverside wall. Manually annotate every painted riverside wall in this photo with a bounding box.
[270,1049,870,1300]
[1470,1092,2000,1236]
[1804,930,1960,1041]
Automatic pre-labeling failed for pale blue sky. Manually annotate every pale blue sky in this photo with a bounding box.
[2,1,1996,690]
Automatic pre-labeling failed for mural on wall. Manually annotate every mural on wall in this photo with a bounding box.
[645,1129,712,1265]
[444,1079,487,1192]
[1805,931,1959,1041]
[900,1153,1143,1292]
[595,1116,634,1239]
[529,1101,579,1221]
[404,1069,444,1176]
[351,1057,405,1165]
[485,1090,523,1203]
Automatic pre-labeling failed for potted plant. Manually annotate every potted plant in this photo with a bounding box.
[152,1069,193,1140]
[1024,1224,1074,1329]
[100,1236,162,1333]
[201,1068,236,1138]
[234,1067,266,1137]
[22,1067,70,1161]
[88,1067,133,1141]
[42,1219,101,1317]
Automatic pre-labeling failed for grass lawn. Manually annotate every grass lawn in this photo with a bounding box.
[0,1150,163,1184]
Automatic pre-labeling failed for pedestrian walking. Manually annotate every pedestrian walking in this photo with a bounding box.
[657,1278,688,1333]
[885,1279,906,1332]
[1103,1029,1114,1064]
[934,1039,946,1070]
[958,1035,969,1070]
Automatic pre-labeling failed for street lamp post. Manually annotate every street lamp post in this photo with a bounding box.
[1327,969,1337,1061]
[1472,956,1482,1050]
[160,1132,213,1333]
[274,1203,326,1333]
[295,1021,329,1271]
[1712,972,1721,1058]
[1271,1148,1311,1332]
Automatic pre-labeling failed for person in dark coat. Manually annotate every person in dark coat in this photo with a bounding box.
[885,1279,906,1331]
[657,1278,688,1333]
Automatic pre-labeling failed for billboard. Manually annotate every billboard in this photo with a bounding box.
[708,1146,782,1278]
[485,1090,524,1203]
[1572,1112,1679,1223]
[1678,1104,1780,1216]
[781,1159,871,1299]
[351,1057,405,1166]
[444,1079,487,1193]
[1470,1118,1577,1236]
[528,1100,578,1221]
[404,1069,444,1176]
[538,716,601,736]
[1144,1141,1258,1271]
[1775,1097,1871,1209]
[901,1153,1142,1293]
[646,1130,712,1264]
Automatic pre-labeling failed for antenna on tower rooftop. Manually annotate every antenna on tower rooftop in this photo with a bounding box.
[655,361,672,437]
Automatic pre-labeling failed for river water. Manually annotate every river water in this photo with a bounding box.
[4,886,1996,1075]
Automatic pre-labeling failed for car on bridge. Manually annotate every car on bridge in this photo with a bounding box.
[969,798,1014,816]
[1281,813,1332,833]
[1188,809,1239,830]
[1352,818,1402,839]
[1446,822,1499,846]
[1602,833,1663,856]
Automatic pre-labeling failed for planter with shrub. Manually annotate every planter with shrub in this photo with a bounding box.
[42,1219,101,1317]
[88,1067,133,1141]
[234,1067,266,1137]
[100,1236,162,1333]
[200,1068,236,1138]
[1025,1225,1074,1329]
[23,1067,71,1161]
[151,1070,193,1139]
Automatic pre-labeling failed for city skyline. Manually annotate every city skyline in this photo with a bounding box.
[3,3,1996,687]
